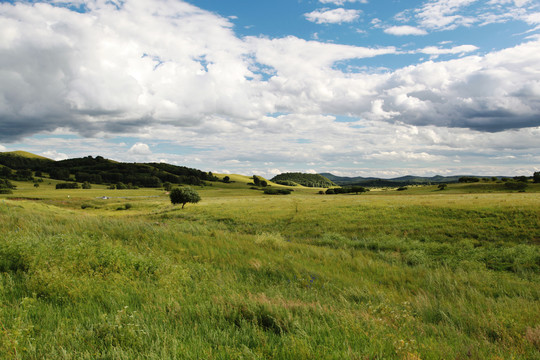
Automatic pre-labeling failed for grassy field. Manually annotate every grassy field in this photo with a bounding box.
[0,180,539,359]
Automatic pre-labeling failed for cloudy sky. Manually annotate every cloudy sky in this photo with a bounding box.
[0,0,539,177]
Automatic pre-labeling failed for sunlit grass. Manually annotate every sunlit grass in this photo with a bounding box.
[0,182,539,359]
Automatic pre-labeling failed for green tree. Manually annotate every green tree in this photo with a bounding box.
[169,187,201,208]
[223,176,230,183]
[163,182,173,191]
[351,186,367,194]
[82,181,92,189]
[534,172,540,183]
[438,184,447,190]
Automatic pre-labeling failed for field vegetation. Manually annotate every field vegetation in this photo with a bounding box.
[0,176,539,359]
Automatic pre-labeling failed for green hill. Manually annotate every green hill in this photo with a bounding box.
[3,150,52,160]
[271,172,335,188]
[0,152,216,187]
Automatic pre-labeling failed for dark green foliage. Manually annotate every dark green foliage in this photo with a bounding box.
[263,188,291,195]
[116,182,128,189]
[274,180,297,186]
[438,184,447,190]
[15,169,33,181]
[0,166,12,178]
[534,172,540,183]
[505,182,528,191]
[0,152,52,171]
[252,175,261,186]
[169,187,201,208]
[396,186,408,191]
[271,172,335,188]
[260,180,268,187]
[223,176,230,183]
[55,182,79,189]
[163,182,173,191]
[82,181,92,189]
[1,154,213,188]
[0,178,15,189]
[0,188,13,194]
[49,168,71,181]
[328,187,369,195]
[514,176,529,182]
[459,176,480,183]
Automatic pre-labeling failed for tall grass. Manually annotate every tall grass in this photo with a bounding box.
[0,190,538,359]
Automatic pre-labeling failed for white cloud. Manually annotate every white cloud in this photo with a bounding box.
[1,0,540,178]
[305,8,361,24]
[416,0,480,30]
[384,25,428,36]
[42,150,68,160]
[128,142,152,155]
[416,44,479,55]
[0,144,6,151]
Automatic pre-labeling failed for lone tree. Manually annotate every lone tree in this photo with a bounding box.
[169,187,201,208]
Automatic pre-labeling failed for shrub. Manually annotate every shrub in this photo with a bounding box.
[263,188,291,195]
[56,182,79,189]
[397,187,408,191]
[0,188,13,194]
[124,203,132,210]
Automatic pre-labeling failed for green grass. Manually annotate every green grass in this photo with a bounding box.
[0,181,539,359]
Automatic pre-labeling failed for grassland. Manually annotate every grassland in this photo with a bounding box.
[1,180,539,359]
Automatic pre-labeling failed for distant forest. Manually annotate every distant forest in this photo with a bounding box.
[271,173,336,188]
[0,153,217,187]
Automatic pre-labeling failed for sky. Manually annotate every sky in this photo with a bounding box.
[0,0,539,178]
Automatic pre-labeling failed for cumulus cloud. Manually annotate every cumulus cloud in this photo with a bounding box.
[0,0,252,141]
[0,144,6,151]
[305,8,362,24]
[42,150,68,160]
[128,142,152,155]
[384,25,428,36]
[0,0,540,151]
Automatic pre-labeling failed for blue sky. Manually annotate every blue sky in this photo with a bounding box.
[0,0,539,177]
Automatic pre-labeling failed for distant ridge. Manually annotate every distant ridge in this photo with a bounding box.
[320,173,487,187]
[3,151,52,160]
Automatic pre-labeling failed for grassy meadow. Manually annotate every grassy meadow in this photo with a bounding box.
[0,179,539,359]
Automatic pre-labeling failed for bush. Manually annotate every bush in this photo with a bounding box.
[396,187,408,191]
[0,188,13,194]
[263,188,291,195]
[56,182,79,189]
